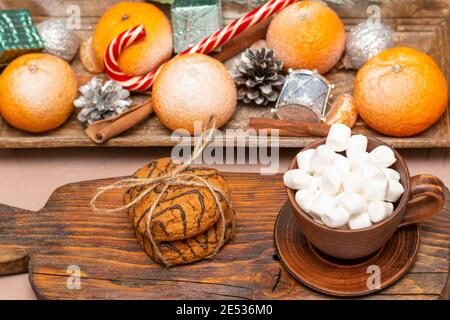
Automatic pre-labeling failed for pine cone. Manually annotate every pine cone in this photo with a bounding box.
[233,47,284,106]
[74,77,132,125]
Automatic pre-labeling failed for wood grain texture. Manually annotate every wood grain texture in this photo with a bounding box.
[249,118,331,137]
[0,1,449,148]
[0,172,448,300]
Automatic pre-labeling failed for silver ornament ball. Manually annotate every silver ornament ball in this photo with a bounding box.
[345,21,394,69]
[37,19,80,62]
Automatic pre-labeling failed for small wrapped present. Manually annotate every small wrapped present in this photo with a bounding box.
[171,0,222,53]
[0,9,44,67]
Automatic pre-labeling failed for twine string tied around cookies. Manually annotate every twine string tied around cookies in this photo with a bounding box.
[90,115,234,267]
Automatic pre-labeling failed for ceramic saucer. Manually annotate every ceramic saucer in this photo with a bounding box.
[274,202,420,297]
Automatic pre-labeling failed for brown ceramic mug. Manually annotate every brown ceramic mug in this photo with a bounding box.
[286,137,447,260]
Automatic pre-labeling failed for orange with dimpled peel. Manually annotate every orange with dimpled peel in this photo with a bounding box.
[93,2,173,77]
[266,1,346,74]
[0,53,77,133]
[354,47,448,137]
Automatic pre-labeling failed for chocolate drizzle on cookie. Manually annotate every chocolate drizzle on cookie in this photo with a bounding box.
[123,159,235,266]
[154,189,206,232]
[91,116,236,267]
[141,205,235,266]
[153,205,187,237]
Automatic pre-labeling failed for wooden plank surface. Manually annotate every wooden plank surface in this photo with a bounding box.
[0,172,448,299]
[0,0,449,148]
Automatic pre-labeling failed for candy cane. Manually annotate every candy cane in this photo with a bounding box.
[104,0,296,92]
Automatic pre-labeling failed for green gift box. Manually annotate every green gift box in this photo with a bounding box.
[171,0,222,53]
[0,9,44,66]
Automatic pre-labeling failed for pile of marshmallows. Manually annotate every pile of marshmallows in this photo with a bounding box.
[284,124,405,230]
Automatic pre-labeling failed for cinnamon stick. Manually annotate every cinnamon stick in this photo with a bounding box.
[211,18,272,62]
[85,99,153,144]
[249,118,331,137]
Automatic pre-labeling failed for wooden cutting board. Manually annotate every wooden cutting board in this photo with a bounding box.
[0,172,449,300]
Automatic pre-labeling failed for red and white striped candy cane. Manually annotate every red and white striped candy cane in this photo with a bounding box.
[104,0,296,92]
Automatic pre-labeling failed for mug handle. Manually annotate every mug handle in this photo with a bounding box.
[399,174,448,228]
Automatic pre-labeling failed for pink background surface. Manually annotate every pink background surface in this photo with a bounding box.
[0,147,449,299]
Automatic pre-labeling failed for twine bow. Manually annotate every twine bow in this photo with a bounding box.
[90,116,234,267]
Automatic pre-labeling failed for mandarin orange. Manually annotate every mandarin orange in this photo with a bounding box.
[354,47,448,137]
[93,2,172,76]
[266,1,346,74]
[152,54,236,134]
[0,53,77,133]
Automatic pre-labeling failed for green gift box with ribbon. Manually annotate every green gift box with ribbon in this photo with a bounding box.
[0,9,44,67]
[171,0,222,53]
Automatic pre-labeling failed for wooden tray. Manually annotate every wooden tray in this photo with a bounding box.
[0,172,449,299]
[0,1,449,148]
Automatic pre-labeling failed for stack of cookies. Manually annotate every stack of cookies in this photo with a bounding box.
[124,158,235,266]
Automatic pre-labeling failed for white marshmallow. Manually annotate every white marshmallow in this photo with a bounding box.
[370,145,396,168]
[320,165,343,195]
[347,134,368,156]
[326,123,352,152]
[295,189,317,214]
[309,176,320,192]
[335,192,345,202]
[334,154,351,175]
[363,177,388,201]
[283,169,314,190]
[292,132,402,230]
[367,201,394,223]
[314,218,324,225]
[310,145,336,173]
[338,192,367,216]
[361,162,385,180]
[322,207,350,229]
[385,179,404,202]
[343,170,364,193]
[309,192,337,220]
[297,149,315,173]
[383,168,400,182]
[349,213,373,230]
[348,151,370,170]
